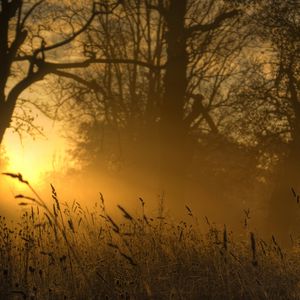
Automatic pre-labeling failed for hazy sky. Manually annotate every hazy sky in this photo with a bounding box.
[3,114,67,186]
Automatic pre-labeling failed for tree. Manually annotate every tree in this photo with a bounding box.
[148,0,240,205]
[45,0,165,174]
[45,0,247,211]
[221,0,300,241]
[0,0,127,144]
[255,0,300,242]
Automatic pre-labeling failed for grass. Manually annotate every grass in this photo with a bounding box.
[0,173,300,299]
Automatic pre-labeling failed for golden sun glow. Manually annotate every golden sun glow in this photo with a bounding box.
[0,117,73,218]
[2,124,68,188]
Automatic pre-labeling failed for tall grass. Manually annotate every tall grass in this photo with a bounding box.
[0,173,299,299]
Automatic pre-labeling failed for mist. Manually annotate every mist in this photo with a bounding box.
[0,0,299,242]
[0,1,300,298]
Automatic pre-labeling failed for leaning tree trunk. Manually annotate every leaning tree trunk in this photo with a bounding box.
[0,97,13,145]
[0,107,7,145]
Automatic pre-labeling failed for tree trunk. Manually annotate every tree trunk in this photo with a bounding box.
[0,98,11,145]
[159,0,190,212]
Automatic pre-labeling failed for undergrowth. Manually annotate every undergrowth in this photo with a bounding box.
[0,173,300,299]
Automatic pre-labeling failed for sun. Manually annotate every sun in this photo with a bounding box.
[0,123,70,217]
[6,148,45,186]
[2,127,68,188]
[4,140,47,187]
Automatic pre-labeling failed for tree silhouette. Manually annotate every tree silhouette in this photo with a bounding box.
[255,0,300,243]
[149,0,240,204]
[0,0,148,144]
[49,0,244,208]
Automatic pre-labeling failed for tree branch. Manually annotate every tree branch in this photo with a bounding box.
[186,94,219,134]
[7,69,48,114]
[41,58,164,71]
[20,0,45,28]
[145,0,167,18]
[35,1,121,55]
[186,10,240,36]
[51,69,107,96]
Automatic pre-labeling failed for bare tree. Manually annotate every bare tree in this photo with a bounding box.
[46,0,165,172]
[146,0,240,204]
[0,0,143,144]
[44,0,248,208]
[255,0,300,242]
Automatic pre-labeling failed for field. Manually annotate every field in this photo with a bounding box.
[0,174,299,300]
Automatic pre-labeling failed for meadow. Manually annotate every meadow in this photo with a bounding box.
[0,173,299,300]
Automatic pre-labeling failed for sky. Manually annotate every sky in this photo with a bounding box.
[0,114,70,218]
[3,117,67,186]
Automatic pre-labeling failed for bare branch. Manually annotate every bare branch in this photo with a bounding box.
[145,0,167,18]
[51,69,107,96]
[20,0,45,28]
[186,94,219,134]
[186,10,240,36]
[41,58,164,71]
[35,1,121,55]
